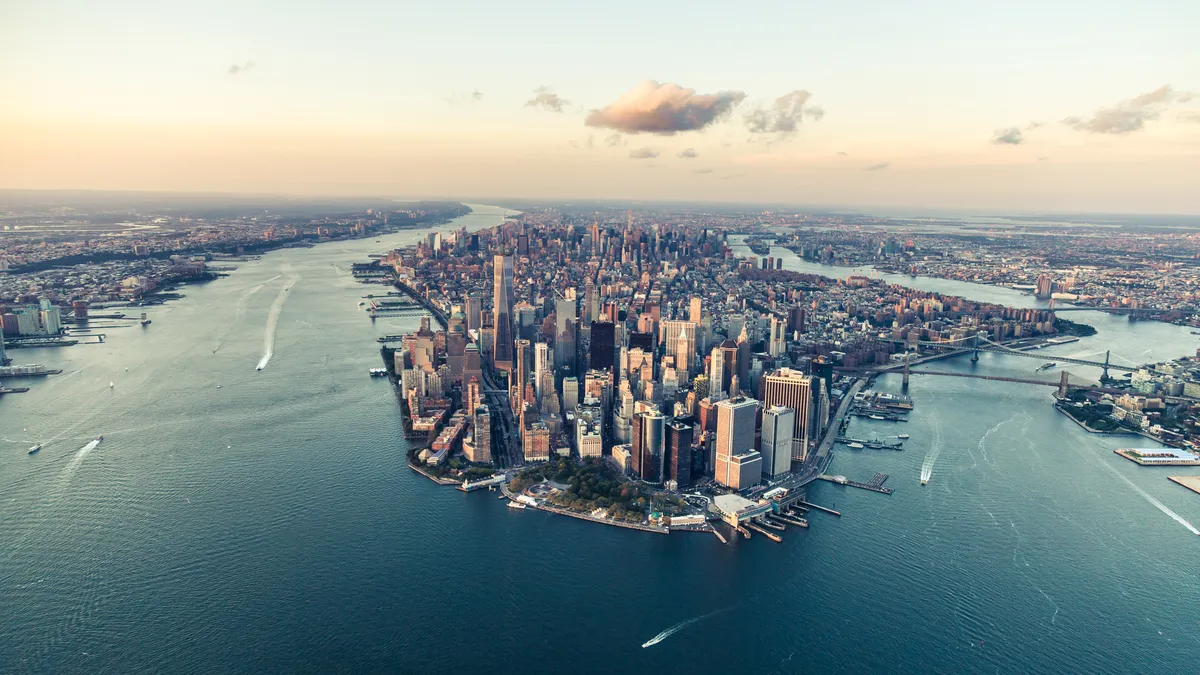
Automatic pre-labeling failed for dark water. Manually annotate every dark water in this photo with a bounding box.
[2,213,1198,674]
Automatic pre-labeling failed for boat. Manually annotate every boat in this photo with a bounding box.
[96,435,103,442]
[847,442,865,449]
[109,381,114,388]
[869,414,885,420]
[507,501,526,510]
[921,478,927,486]
[1037,362,1057,371]
[139,312,151,326]
[28,444,41,455]
[216,384,222,389]
[897,434,910,439]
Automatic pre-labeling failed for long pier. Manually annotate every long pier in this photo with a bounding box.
[817,473,895,495]
[746,522,783,542]
[799,501,842,516]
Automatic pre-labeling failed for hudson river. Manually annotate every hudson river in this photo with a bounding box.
[2,212,1198,674]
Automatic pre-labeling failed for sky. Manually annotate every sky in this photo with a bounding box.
[2,0,1199,213]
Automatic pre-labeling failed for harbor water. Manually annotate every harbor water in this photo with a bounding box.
[1,213,1198,673]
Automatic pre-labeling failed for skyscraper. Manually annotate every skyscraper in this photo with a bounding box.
[719,339,739,395]
[632,409,665,484]
[533,342,550,403]
[513,338,531,411]
[689,296,703,324]
[589,321,615,376]
[469,405,492,464]
[674,327,694,382]
[667,416,695,489]
[761,368,814,461]
[555,295,576,376]
[760,406,795,479]
[714,396,759,488]
[493,254,514,369]
[768,316,787,358]
[465,291,482,332]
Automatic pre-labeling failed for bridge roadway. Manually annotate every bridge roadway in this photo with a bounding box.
[880,335,1137,372]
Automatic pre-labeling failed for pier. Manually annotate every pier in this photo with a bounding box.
[710,527,729,544]
[0,386,31,395]
[774,513,809,528]
[835,436,904,451]
[746,522,783,542]
[817,473,895,495]
[799,501,842,517]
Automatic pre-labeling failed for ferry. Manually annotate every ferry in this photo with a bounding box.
[847,442,865,449]
[28,444,41,455]
[897,434,910,439]
[506,501,527,510]
[1037,362,1058,371]
[869,414,885,420]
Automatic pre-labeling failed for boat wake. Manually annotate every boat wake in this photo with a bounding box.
[256,276,298,370]
[64,438,101,475]
[641,606,732,648]
[919,414,943,484]
[1093,451,1200,536]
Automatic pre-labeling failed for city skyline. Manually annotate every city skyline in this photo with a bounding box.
[4,1,1200,213]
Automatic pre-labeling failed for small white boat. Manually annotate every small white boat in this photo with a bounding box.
[507,501,527,510]
[847,442,864,449]
[216,385,222,389]
[897,434,910,439]
[109,381,115,388]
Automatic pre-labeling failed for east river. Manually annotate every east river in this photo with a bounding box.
[1,214,1198,674]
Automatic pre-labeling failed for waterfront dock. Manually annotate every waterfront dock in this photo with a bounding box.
[774,513,809,528]
[835,436,904,451]
[711,527,729,544]
[1114,448,1200,466]
[816,472,895,495]
[799,501,841,517]
[746,522,783,542]
[458,474,507,492]
[1168,475,1200,495]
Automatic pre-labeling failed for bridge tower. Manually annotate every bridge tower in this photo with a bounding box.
[971,333,980,363]
[1058,370,1069,398]
[1101,350,1111,383]
[902,353,910,391]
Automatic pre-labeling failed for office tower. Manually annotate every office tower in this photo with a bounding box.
[788,305,806,335]
[465,377,482,416]
[533,342,550,403]
[762,368,814,461]
[562,376,580,412]
[463,344,482,384]
[1035,274,1054,299]
[714,396,759,488]
[674,328,693,382]
[469,405,492,464]
[0,326,5,364]
[447,333,466,383]
[555,295,577,376]
[708,346,726,397]
[659,320,695,352]
[726,451,763,490]
[736,325,751,384]
[589,321,615,376]
[631,409,665,483]
[585,282,599,326]
[692,374,709,402]
[515,303,538,341]
[465,291,482,332]
[719,340,739,395]
[628,331,654,351]
[761,406,796,479]
[689,296,703,324]
[514,338,531,411]
[667,416,695,489]
[768,316,787,358]
[492,254,514,369]
[811,356,834,404]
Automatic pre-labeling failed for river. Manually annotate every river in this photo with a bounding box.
[0,211,1197,674]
